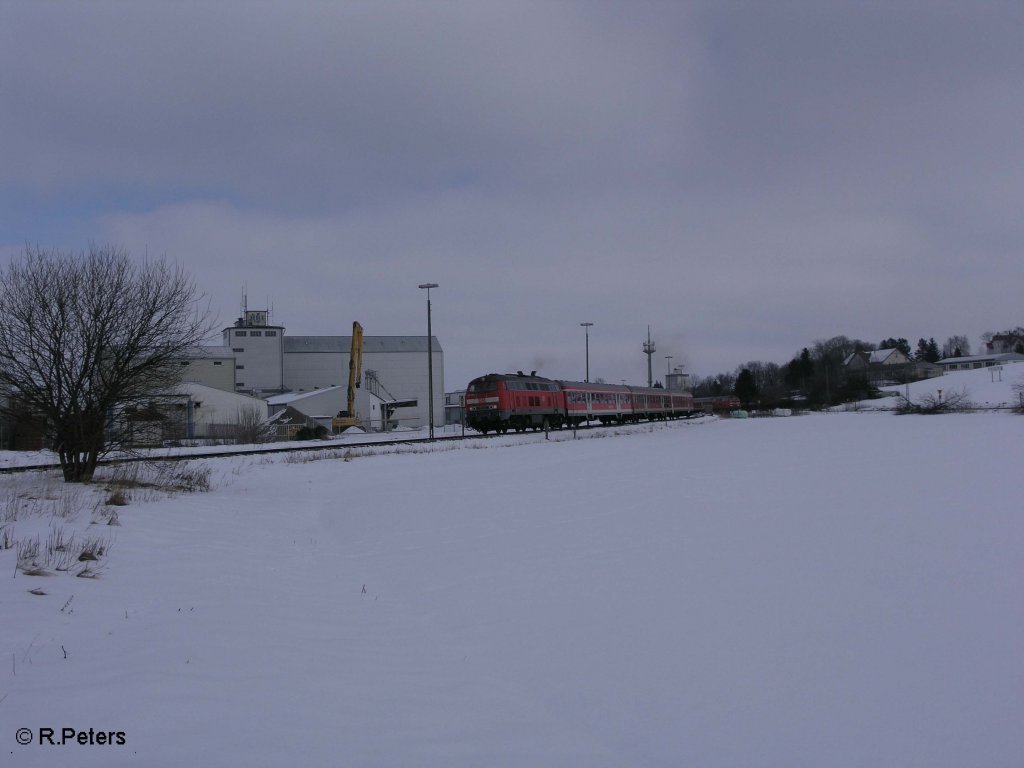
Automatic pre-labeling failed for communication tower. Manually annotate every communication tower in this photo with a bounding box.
[642,326,656,387]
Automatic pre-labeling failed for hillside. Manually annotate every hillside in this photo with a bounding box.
[877,360,1024,408]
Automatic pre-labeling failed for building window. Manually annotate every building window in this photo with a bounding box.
[250,331,263,337]
[213,361,222,366]
[232,348,244,353]
[236,382,245,387]
[265,330,277,337]
[180,361,190,366]
[237,365,245,370]
[235,331,247,337]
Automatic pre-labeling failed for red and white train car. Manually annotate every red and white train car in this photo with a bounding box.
[464,372,696,434]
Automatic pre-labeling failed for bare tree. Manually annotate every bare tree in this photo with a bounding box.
[942,335,971,358]
[896,387,974,414]
[0,245,212,481]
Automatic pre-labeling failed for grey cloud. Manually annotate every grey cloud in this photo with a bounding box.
[3,1,1022,386]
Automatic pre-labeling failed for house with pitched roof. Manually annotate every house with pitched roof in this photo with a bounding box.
[843,348,941,384]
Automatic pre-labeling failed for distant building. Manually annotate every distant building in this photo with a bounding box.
[842,348,941,384]
[182,306,442,430]
[118,383,269,446]
[266,386,395,433]
[985,333,1024,355]
[179,346,237,392]
[665,369,692,392]
[937,352,1024,372]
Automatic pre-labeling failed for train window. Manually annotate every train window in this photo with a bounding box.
[469,382,497,393]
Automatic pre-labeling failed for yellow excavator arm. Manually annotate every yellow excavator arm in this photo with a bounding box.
[348,321,363,416]
[332,321,364,431]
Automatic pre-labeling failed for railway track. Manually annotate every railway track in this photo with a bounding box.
[0,415,711,476]
[0,432,475,475]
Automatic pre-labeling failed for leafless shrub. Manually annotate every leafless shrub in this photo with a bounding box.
[16,536,45,575]
[283,450,333,464]
[1,491,17,524]
[46,527,80,572]
[106,489,130,506]
[230,405,275,444]
[77,536,109,562]
[97,459,213,497]
[75,563,104,579]
[51,491,78,519]
[170,465,211,493]
[1013,375,1024,413]
[896,387,974,414]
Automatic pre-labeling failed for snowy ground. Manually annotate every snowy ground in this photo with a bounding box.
[2,408,1022,767]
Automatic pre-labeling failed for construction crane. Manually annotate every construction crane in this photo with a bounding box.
[332,321,363,432]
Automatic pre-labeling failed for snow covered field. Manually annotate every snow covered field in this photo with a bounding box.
[2,408,1022,767]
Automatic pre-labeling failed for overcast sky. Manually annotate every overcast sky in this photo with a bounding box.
[3,1,1022,389]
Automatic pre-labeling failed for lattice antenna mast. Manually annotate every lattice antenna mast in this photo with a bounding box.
[643,325,656,387]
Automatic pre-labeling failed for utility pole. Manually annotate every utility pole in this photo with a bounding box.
[580,322,594,382]
[418,283,439,439]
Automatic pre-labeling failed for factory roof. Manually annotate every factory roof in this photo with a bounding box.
[284,336,442,354]
[264,386,345,406]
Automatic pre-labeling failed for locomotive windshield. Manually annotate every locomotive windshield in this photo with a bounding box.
[468,381,498,393]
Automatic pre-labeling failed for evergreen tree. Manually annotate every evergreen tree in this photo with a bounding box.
[734,368,758,407]
[784,348,814,392]
[914,338,930,361]
[879,337,911,356]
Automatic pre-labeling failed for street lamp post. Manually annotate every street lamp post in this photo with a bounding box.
[418,283,439,439]
[580,322,594,382]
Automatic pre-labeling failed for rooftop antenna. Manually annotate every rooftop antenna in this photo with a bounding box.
[643,325,656,387]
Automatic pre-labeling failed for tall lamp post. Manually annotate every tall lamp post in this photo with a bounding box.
[580,322,594,382]
[418,283,439,439]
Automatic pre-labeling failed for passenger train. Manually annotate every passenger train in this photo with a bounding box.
[464,372,698,434]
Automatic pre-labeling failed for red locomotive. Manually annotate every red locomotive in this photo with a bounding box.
[464,371,697,434]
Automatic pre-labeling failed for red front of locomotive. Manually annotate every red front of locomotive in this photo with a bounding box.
[464,374,512,433]
[465,373,566,433]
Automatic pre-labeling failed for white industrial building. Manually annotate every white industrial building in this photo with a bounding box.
[182,308,442,430]
[175,383,269,441]
[265,386,394,433]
